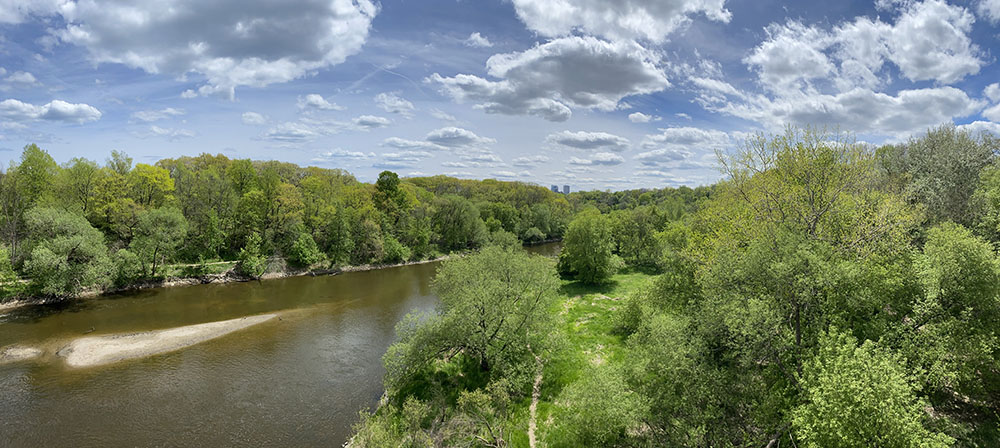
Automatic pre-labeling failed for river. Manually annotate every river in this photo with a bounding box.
[0,243,560,447]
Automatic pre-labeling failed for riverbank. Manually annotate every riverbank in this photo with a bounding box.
[0,254,457,313]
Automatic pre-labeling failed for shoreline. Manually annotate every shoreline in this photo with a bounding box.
[0,254,456,313]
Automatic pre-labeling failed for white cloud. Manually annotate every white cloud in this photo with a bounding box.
[546,130,630,151]
[383,137,444,152]
[720,87,982,137]
[628,111,660,123]
[131,107,184,122]
[984,104,1000,122]
[242,111,267,125]
[569,152,625,166]
[46,0,378,99]
[425,127,496,148]
[985,83,1000,103]
[376,150,434,168]
[0,98,102,124]
[490,170,531,179]
[375,91,415,117]
[429,36,669,122]
[430,109,457,122]
[958,120,1000,136]
[313,148,374,162]
[0,0,62,24]
[297,94,344,111]
[510,0,731,42]
[147,125,195,140]
[3,71,39,87]
[980,0,1000,23]
[511,155,550,167]
[634,127,730,167]
[263,122,318,142]
[352,115,391,129]
[463,32,493,48]
[744,0,982,93]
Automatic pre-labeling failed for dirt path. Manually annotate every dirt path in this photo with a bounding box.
[528,347,543,448]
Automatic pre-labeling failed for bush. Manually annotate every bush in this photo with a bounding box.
[382,234,412,264]
[236,232,267,279]
[112,249,144,287]
[287,232,323,267]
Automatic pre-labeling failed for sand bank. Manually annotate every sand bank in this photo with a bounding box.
[57,314,277,368]
[0,345,43,365]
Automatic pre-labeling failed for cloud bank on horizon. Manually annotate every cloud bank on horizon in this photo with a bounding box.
[1,0,999,190]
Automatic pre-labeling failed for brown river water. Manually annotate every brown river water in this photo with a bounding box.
[0,243,559,447]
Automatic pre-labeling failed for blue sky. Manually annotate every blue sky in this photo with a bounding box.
[1,0,999,190]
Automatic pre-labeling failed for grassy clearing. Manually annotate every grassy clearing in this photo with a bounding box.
[505,269,655,447]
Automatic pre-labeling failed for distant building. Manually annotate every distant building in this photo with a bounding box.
[551,185,559,193]
[563,185,570,195]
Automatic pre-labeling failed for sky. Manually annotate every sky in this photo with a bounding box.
[1,0,1000,191]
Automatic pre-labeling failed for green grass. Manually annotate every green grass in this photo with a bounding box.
[505,269,656,447]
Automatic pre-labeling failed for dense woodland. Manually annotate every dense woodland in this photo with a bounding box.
[0,146,598,299]
[352,126,1000,447]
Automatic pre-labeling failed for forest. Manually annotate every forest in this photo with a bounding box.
[350,126,1000,447]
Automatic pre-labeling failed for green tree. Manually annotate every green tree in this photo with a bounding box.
[793,330,953,448]
[287,232,323,267]
[561,208,619,283]
[385,246,559,385]
[432,195,487,251]
[131,208,188,277]
[128,163,175,207]
[23,207,113,296]
[236,232,267,279]
[0,244,21,299]
[382,234,411,264]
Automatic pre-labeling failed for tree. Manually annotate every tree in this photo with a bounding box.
[128,163,175,208]
[385,246,559,385]
[880,125,998,225]
[0,244,21,299]
[23,207,113,296]
[432,195,487,251]
[561,208,619,283]
[56,157,100,214]
[792,330,953,448]
[131,208,188,277]
[236,232,267,279]
[287,232,323,267]
[555,366,647,447]
[382,234,411,264]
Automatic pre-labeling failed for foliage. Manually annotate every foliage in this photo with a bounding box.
[23,207,113,296]
[131,207,188,277]
[287,232,323,267]
[553,365,647,447]
[792,329,953,448]
[382,234,412,264]
[236,232,267,279]
[561,208,620,283]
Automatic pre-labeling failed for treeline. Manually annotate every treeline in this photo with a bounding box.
[0,145,588,299]
[352,125,1000,447]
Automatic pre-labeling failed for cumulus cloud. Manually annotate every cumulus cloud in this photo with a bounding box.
[463,32,493,48]
[375,91,415,117]
[628,112,660,123]
[262,122,318,142]
[546,130,630,151]
[313,148,374,162]
[511,155,550,167]
[429,36,669,121]
[376,150,434,168]
[43,0,378,99]
[426,126,496,148]
[510,0,731,42]
[384,127,496,152]
[2,71,39,89]
[430,109,457,122]
[745,0,983,93]
[569,152,625,166]
[985,83,1000,103]
[980,0,1000,23]
[131,107,184,122]
[634,127,730,167]
[490,170,531,179]
[242,111,267,125]
[352,115,391,129]
[297,94,344,111]
[984,104,1000,122]
[720,87,982,137]
[144,125,195,140]
[0,98,102,124]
